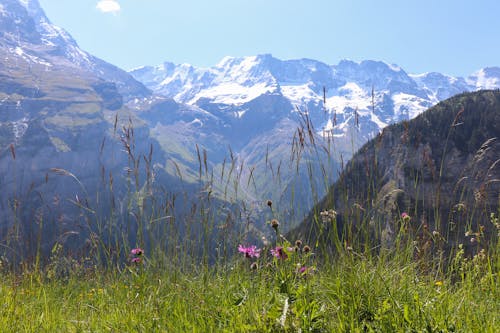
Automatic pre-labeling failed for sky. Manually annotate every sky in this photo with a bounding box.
[37,0,500,77]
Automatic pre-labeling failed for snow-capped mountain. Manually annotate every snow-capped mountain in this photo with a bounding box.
[130,56,500,220]
[131,55,500,143]
[468,67,500,89]
[0,0,150,98]
[1,0,88,64]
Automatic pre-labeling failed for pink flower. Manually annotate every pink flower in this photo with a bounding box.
[297,266,314,277]
[270,246,288,260]
[131,248,144,256]
[401,212,411,222]
[131,257,142,264]
[238,245,261,258]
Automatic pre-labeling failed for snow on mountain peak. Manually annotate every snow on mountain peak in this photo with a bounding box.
[197,55,278,104]
[129,55,280,105]
[2,0,90,66]
[469,67,500,89]
[18,0,32,10]
[130,55,500,141]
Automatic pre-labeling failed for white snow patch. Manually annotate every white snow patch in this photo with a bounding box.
[214,55,274,85]
[392,93,428,119]
[14,47,23,56]
[190,82,276,105]
[12,117,29,141]
[326,83,372,113]
[39,21,77,48]
[471,69,499,89]
[322,118,335,132]
[370,112,388,129]
[159,64,194,86]
[190,118,203,127]
[18,0,30,9]
[235,110,247,118]
[386,63,402,72]
[281,84,318,105]
[129,65,147,72]
[11,47,52,66]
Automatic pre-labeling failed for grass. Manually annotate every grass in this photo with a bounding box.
[1,91,500,332]
[1,238,498,332]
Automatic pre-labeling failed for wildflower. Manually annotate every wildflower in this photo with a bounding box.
[475,249,486,260]
[131,248,144,256]
[295,239,303,248]
[401,212,411,223]
[271,219,279,230]
[131,257,142,264]
[470,237,476,244]
[320,209,337,223]
[270,246,288,260]
[250,262,258,270]
[266,200,273,208]
[238,245,261,258]
[297,265,315,277]
[303,245,311,253]
[432,230,440,237]
[434,280,443,287]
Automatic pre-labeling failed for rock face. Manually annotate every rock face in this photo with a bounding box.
[291,90,500,252]
[0,0,168,259]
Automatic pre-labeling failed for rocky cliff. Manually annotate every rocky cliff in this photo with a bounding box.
[291,90,500,253]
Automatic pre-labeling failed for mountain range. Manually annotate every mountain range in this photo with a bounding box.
[129,54,500,228]
[1,0,499,257]
[130,54,500,144]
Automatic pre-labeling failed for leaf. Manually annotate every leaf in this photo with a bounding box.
[403,304,412,324]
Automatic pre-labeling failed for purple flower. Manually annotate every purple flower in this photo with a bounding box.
[401,212,411,222]
[270,246,288,260]
[297,266,314,277]
[238,245,261,258]
[131,248,144,256]
[131,257,142,264]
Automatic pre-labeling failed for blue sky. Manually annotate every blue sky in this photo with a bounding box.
[38,0,500,76]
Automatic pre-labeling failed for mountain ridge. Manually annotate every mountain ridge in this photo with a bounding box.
[130,54,500,147]
[289,90,500,253]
